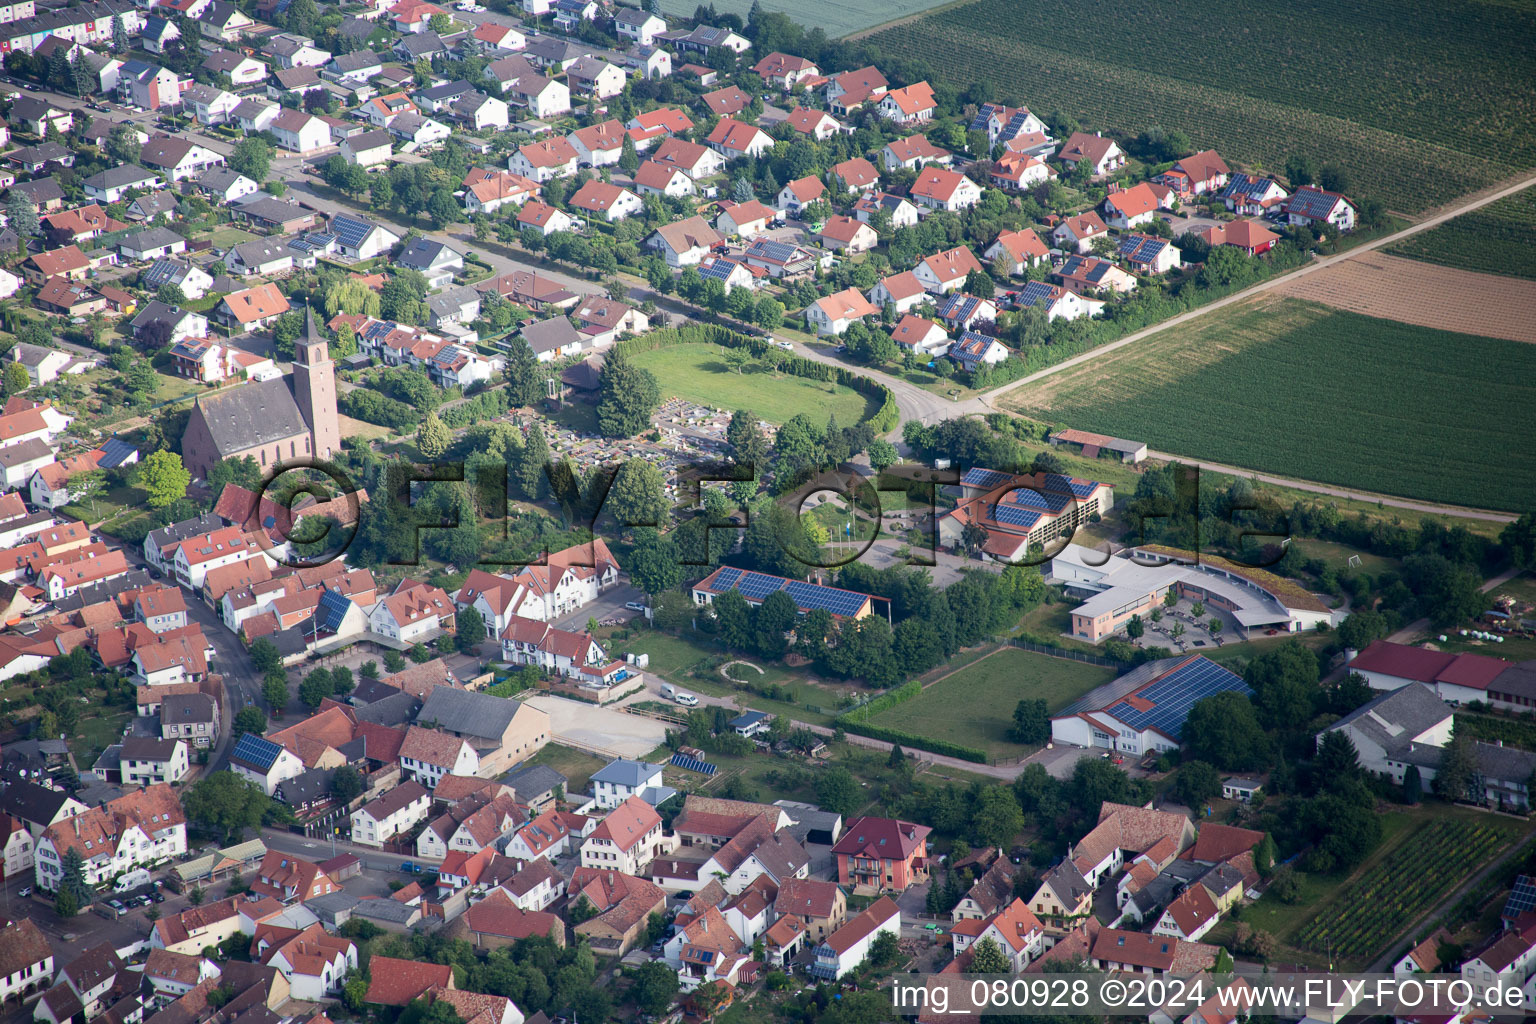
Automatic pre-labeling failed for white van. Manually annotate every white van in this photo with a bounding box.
[114,868,151,893]
[673,692,699,707]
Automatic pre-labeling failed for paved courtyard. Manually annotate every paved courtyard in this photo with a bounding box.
[523,693,669,760]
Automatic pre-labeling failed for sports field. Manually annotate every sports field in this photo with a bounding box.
[869,647,1117,757]
[1388,187,1536,280]
[629,343,880,426]
[862,0,1536,212]
[1003,296,1536,513]
[656,0,956,39]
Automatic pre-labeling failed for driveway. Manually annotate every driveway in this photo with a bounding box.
[551,583,644,630]
[522,693,669,759]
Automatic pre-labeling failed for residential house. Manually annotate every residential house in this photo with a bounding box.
[914,245,984,294]
[870,271,926,314]
[985,228,1050,274]
[570,180,643,222]
[876,81,936,123]
[269,108,330,154]
[1197,219,1280,256]
[653,136,725,179]
[614,7,666,46]
[809,896,900,980]
[1055,254,1137,295]
[716,199,775,238]
[1103,182,1164,230]
[889,315,949,357]
[775,175,824,215]
[510,137,580,182]
[567,55,626,98]
[340,129,393,168]
[706,118,772,161]
[833,817,930,891]
[646,215,723,267]
[140,136,226,182]
[817,215,878,254]
[350,781,431,848]
[910,168,982,211]
[591,758,667,809]
[782,106,843,141]
[1153,150,1230,198]
[396,238,464,289]
[634,159,695,198]
[831,157,880,193]
[579,795,669,874]
[1285,186,1357,232]
[1052,211,1109,254]
[81,165,162,205]
[230,733,306,795]
[881,133,948,172]
[1222,174,1289,216]
[805,288,879,336]
[119,737,190,786]
[1056,132,1125,177]
[33,785,186,891]
[1116,234,1181,274]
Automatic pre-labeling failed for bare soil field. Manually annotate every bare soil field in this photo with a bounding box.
[1274,253,1536,343]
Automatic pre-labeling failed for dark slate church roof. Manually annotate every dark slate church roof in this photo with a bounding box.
[193,376,308,456]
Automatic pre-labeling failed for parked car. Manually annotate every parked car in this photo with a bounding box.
[17,886,30,897]
[624,601,646,612]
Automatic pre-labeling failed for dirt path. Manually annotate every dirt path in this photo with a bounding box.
[1274,253,1536,343]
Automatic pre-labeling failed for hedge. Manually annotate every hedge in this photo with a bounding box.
[837,718,988,764]
[838,678,920,722]
[612,325,900,435]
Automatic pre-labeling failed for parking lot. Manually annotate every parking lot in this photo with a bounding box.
[522,693,670,759]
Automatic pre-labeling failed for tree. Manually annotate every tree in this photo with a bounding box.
[156,282,187,307]
[1125,614,1145,640]
[232,707,266,738]
[972,787,1023,848]
[754,296,784,330]
[2,362,31,396]
[139,450,191,508]
[1501,513,1536,570]
[1170,760,1222,808]
[607,459,668,529]
[628,528,683,596]
[504,339,546,407]
[1285,154,1316,188]
[596,354,661,438]
[1009,698,1050,744]
[416,411,451,459]
[867,931,900,968]
[105,122,142,166]
[1183,692,1273,771]
[7,191,39,239]
[58,847,89,908]
[456,605,486,651]
[112,13,128,52]
[1315,731,1361,780]
[428,10,452,31]
[1403,763,1423,803]
[229,137,273,182]
[189,886,206,906]
[814,766,861,816]
[969,936,1010,974]
[868,438,898,472]
[618,135,640,173]
[629,961,679,1016]
[182,772,273,842]
[1245,642,1320,732]
[262,670,289,714]
[330,765,364,803]
[427,188,461,229]
[298,668,334,710]
[1432,731,1477,803]
[726,409,768,470]
[54,887,78,919]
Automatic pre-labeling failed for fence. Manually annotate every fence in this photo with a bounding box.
[1007,637,1131,671]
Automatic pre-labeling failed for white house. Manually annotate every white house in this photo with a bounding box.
[578,795,667,875]
[590,759,665,809]
[340,129,393,168]
[0,920,53,1005]
[33,785,186,892]
[229,733,305,796]
[263,926,356,1002]
[614,7,666,46]
[909,168,981,212]
[810,897,900,980]
[399,726,480,789]
[350,781,432,848]
[368,580,455,644]
[119,738,190,786]
[806,288,879,336]
[1285,186,1356,232]
[974,899,1046,971]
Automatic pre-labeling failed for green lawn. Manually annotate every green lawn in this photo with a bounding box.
[630,344,879,426]
[1289,538,1401,578]
[870,647,1117,757]
[1491,573,1536,608]
[524,743,608,796]
[74,706,131,764]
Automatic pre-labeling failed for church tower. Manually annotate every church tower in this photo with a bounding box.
[292,304,340,461]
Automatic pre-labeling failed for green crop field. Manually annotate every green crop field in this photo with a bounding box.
[1004,296,1536,513]
[868,647,1116,757]
[1293,818,1515,960]
[1389,188,1536,279]
[630,343,880,426]
[862,0,1536,212]
[655,0,957,39]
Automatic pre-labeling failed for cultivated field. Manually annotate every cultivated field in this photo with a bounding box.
[862,0,1536,212]
[1388,187,1536,280]
[869,646,1116,757]
[657,0,956,39]
[629,343,880,425]
[1003,296,1536,512]
[1273,252,1536,344]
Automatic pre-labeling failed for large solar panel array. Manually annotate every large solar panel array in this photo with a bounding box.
[967,107,996,133]
[1045,473,1100,499]
[231,732,281,770]
[1223,175,1272,201]
[1103,657,1252,740]
[1286,187,1339,219]
[316,589,351,634]
[671,753,717,775]
[989,503,1042,530]
[330,214,374,251]
[961,467,1014,489]
[703,567,879,618]
[1016,280,1058,307]
[1000,109,1036,142]
[1117,234,1167,263]
[1503,876,1536,919]
[698,258,739,283]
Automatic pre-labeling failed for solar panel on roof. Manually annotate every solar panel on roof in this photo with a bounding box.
[1104,658,1251,739]
[1017,280,1055,306]
[317,589,351,633]
[749,239,797,261]
[232,732,280,770]
[330,214,372,250]
[1504,876,1536,918]
[961,467,1012,489]
[710,566,742,592]
[989,503,1042,530]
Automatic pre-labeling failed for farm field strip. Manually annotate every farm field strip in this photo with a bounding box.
[1388,187,1536,280]
[656,0,957,39]
[862,0,1536,212]
[1292,819,1514,959]
[1003,296,1536,513]
[1272,252,1536,344]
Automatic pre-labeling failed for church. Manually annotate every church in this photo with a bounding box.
[182,306,341,480]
